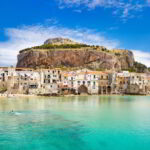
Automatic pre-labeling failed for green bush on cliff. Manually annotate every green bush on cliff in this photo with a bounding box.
[95,68,105,71]
[19,44,91,53]
[125,68,136,72]
[124,62,147,73]
[0,87,7,93]
[114,52,121,56]
[20,48,31,53]
[33,44,90,49]
[133,61,147,73]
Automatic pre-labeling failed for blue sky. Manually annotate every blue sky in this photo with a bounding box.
[0,0,150,67]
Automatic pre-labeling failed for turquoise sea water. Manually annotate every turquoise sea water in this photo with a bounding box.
[0,96,150,150]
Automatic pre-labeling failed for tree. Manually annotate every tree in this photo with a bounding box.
[133,61,147,73]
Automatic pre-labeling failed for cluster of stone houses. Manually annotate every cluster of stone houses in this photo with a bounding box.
[0,67,150,95]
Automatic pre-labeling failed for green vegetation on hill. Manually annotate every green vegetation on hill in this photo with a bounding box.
[134,61,147,73]
[114,52,121,56]
[33,43,90,49]
[0,87,7,93]
[20,44,91,53]
[126,61,148,73]
[19,43,112,54]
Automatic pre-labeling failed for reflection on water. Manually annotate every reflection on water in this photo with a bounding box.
[0,95,149,112]
[0,96,150,150]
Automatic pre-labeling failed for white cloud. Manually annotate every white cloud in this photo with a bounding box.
[132,50,150,67]
[0,25,149,68]
[58,0,148,20]
[0,25,119,67]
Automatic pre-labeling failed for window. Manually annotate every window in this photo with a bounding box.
[93,82,96,89]
[88,81,91,84]
[53,80,56,83]
[59,75,62,81]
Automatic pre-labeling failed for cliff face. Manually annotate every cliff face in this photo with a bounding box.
[113,50,134,70]
[16,38,135,71]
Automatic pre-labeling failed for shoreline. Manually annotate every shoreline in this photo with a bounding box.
[0,93,150,98]
[0,94,37,98]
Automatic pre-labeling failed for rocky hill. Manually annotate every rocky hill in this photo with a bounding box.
[44,37,79,45]
[17,38,135,71]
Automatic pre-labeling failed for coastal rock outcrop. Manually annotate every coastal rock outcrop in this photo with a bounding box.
[16,38,135,71]
[44,37,79,45]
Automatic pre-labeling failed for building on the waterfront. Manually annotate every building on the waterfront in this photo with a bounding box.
[128,73,148,94]
[98,71,111,95]
[115,71,130,94]
[60,69,99,95]
[76,70,99,94]
[61,69,111,95]
[0,68,8,91]
[39,69,62,95]
[147,76,150,94]
[0,67,150,95]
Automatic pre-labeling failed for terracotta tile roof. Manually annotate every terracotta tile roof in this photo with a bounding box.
[62,73,74,77]
[87,71,108,75]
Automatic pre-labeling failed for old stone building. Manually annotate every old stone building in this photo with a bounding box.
[61,69,99,94]
[61,69,112,95]
[0,67,9,92]
[39,69,62,95]
[129,73,148,94]
[98,72,111,94]
[0,67,150,96]
[126,84,140,95]
[115,71,130,94]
